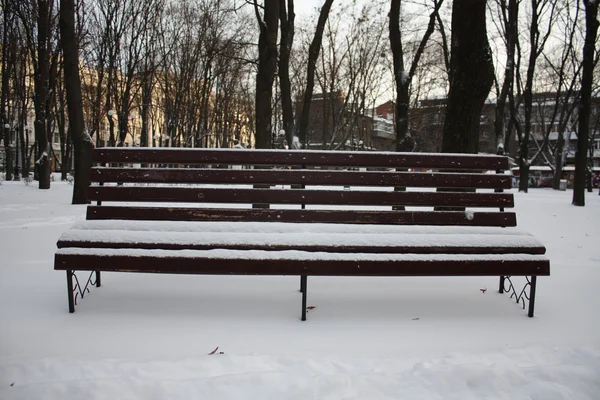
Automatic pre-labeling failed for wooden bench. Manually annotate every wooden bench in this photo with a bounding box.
[54,148,550,320]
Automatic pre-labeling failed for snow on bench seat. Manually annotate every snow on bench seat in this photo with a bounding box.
[57,225,546,255]
[66,219,534,236]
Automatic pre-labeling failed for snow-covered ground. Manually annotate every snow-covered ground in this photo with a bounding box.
[0,181,598,399]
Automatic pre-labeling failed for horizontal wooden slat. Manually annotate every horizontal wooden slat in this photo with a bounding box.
[86,206,517,227]
[90,168,512,189]
[93,148,509,170]
[57,240,546,255]
[87,186,515,208]
[55,253,550,276]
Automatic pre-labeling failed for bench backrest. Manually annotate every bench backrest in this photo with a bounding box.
[87,148,515,227]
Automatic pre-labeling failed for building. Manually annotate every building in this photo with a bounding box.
[405,98,500,154]
[402,93,600,168]
[294,91,346,149]
[294,92,395,151]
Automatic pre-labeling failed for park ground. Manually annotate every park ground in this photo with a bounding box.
[0,181,599,399]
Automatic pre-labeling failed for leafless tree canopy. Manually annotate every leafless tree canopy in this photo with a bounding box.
[1,0,598,199]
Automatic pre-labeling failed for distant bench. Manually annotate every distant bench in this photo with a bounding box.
[54,148,550,320]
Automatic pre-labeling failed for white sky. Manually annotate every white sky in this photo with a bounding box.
[294,0,328,17]
[293,0,374,18]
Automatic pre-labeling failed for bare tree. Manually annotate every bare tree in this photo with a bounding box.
[155,0,251,149]
[509,0,559,192]
[14,0,61,189]
[441,0,495,154]
[60,0,92,203]
[531,2,582,189]
[296,0,334,146]
[113,1,162,146]
[11,19,34,180]
[389,0,444,152]
[1,0,15,180]
[278,0,295,145]
[491,0,518,155]
[138,4,162,148]
[573,0,599,206]
[253,0,279,148]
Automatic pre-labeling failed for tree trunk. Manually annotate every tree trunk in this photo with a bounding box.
[20,127,29,179]
[60,0,93,204]
[389,0,409,151]
[297,0,334,146]
[441,0,495,154]
[35,0,52,189]
[254,0,279,149]
[118,85,133,145]
[518,141,530,192]
[141,80,152,148]
[57,104,69,181]
[493,0,518,156]
[390,0,443,152]
[2,128,13,181]
[278,0,295,147]
[1,0,13,181]
[552,131,565,190]
[573,0,599,206]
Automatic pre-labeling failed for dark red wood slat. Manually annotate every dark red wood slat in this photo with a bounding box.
[55,253,550,276]
[86,186,515,208]
[56,239,547,255]
[93,148,509,170]
[90,168,512,189]
[86,206,517,227]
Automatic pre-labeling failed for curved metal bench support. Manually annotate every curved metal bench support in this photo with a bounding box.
[67,270,101,313]
[499,275,537,317]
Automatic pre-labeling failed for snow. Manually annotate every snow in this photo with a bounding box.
[69,219,531,236]
[398,70,410,85]
[60,222,544,250]
[1,182,600,399]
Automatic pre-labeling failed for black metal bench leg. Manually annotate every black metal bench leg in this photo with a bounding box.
[67,270,75,313]
[528,276,537,318]
[95,271,102,287]
[498,276,505,293]
[301,275,307,321]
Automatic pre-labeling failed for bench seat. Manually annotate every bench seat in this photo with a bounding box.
[57,221,547,255]
[56,247,549,276]
[56,221,549,277]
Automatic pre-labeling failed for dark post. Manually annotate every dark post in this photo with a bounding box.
[67,270,75,313]
[528,276,537,318]
[301,275,307,321]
